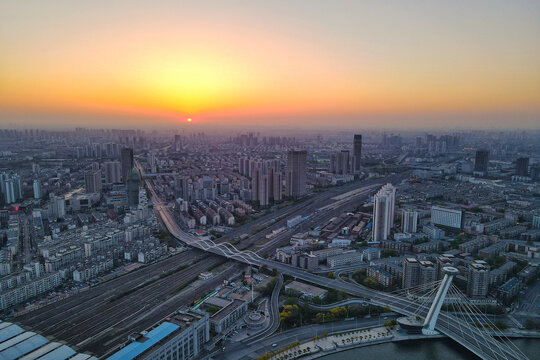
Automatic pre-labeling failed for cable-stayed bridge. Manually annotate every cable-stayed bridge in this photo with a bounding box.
[155,205,529,360]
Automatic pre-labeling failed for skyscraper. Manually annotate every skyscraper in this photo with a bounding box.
[49,195,66,219]
[175,176,190,201]
[238,157,246,175]
[474,149,489,173]
[103,161,122,184]
[33,180,42,199]
[330,150,350,175]
[127,168,141,207]
[272,170,283,202]
[121,147,134,183]
[515,157,529,177]
[372,183,396,241]
[11,175,22,201]
[402,258,436,289]
[467,260,490,299]
[253,165,269,206]
[339,150,350,175]
[174,134,182,151]
[285,150,307,198]
[0,173,8,197]
[267,159,282,202]
[4,179,16,204]
[3,174,22,204]
[401,210,418,233]
[250,159,281,206]
[148,150,157,173]
[402,258,420,289]
[353,134,362,173]
[84,170,102,194]
[531,166,540,181]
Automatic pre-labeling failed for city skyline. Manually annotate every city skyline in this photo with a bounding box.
[0,2,539,359]
[0,127,539,359]
[1,1,540,130]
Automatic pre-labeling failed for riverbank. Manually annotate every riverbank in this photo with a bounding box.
[319,338,540,360]
[212,316,540,360]
[255,325,450,360]
[253,323,540,360]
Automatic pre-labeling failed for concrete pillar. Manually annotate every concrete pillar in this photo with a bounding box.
[423,266,459,334]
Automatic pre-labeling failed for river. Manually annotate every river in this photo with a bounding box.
[320,338,540,359]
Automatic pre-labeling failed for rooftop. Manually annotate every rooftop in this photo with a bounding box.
[106,322,179,360]
[0,321,96,360]
[284,280,327,297]
[211,299,247,323]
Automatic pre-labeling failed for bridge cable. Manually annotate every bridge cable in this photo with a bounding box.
[448,284,527,360]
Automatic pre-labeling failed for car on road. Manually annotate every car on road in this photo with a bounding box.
[272,343,277,347]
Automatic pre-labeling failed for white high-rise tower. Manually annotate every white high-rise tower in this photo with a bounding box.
[372,183,396,241]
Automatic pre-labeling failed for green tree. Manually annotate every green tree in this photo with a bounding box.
[284,297,299,306]
[280,304,301,326]
[382,249,397,258]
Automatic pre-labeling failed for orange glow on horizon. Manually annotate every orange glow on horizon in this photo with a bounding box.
[0,2,539,128]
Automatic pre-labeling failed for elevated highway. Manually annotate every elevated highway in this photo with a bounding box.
[157,203,527,360]
[141,162,526,360]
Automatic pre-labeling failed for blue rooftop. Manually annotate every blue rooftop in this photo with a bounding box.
[106,322,179,360]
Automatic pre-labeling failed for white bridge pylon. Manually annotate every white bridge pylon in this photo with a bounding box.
[422,266,459,334]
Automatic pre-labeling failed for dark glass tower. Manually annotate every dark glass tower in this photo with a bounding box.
[121,147,134,183]
[353,134,362,173]
[474,149,489,173]
[516,157,529,176]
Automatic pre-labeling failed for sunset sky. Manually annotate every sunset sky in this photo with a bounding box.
[1,1,539,129]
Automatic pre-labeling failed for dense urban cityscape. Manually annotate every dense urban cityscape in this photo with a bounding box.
[0,127,538,360]
[2,1,540,360]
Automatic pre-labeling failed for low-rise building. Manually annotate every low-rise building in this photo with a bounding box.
[327,251,362,268]
[380,240,411,252]
[209,298,248,334]
[459,237,492,254]
[106,308,209,360]
[412,240,446,253]
[0,271,61,310]
[478,242,509,259]
[518,266,538,283]
[311,248,344,262]
[367,266,396,287]
[422,224,445,240]
[73,259,114,282]
[284,280,327,299]
[362,248,381,261]
[497,277,521,305]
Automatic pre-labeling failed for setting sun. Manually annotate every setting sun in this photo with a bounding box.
[0,1,539,129]
[187,118,192,123]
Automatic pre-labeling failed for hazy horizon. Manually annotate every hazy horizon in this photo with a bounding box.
[1,1,539,129]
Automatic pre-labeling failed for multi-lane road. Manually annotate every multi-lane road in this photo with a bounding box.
[215,316,399,360]
[245,273,283,345]
[12,168,402,358]
[157,184,528,359]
